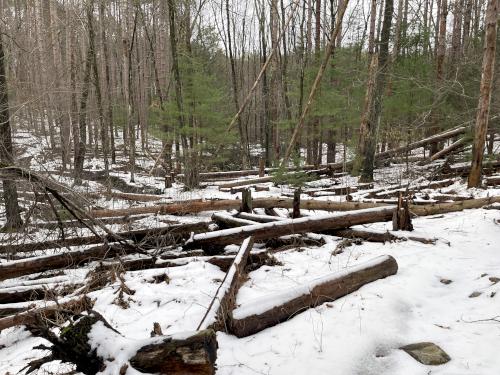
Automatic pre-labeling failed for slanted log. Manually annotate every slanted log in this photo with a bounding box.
[430,137,467,161]
[229,255,398,337]
[326,127,469,171]
[197,237,254,331]
[185,207,396,250]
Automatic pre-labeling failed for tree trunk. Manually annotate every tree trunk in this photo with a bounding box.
[0,32,22,230]
[468,0,498,187]
[355,0,394,182]
[73,2,94,185]
[230,255,398,337]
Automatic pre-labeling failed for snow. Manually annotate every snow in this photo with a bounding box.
[218,209,500,375]
[1,129,500,374]
[232,255,394,320]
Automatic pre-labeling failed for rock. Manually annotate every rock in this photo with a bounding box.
[469,291,482,298]
[488,277,500,284]
[400,342,451,365]
[440,278,452,285]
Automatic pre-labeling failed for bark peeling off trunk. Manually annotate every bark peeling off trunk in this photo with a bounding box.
[129,330,218,375]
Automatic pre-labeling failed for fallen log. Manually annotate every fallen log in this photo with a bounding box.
[129,329,217,375]
[332,229,436,244]
[325,127,468,171]
[0,244,135,282]
[216,168,332,189]
[211,212,257,228]
[89,198,389,218]
[229,255,398,337]
[0,221,209,254]
[485,176,500,186]
[29,214,150,230]
[410,196,500,216]
[197,237,254,331]
[185,207,396,250]
[430,137,467,161]
[235,212,283,223]
[369,179,454,199]
[305,185,358,196]
[23,311,217,375]
[0,295,92,332]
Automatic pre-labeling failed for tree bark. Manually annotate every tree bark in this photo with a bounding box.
[0,31,22,230]
[197,236,254,331]
[468,0,498,187]
[230,255,398,337]
[355,0,394,182]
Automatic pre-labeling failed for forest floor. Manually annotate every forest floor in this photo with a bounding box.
[0,130,499,375]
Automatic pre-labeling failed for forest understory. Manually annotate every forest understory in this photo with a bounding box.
[0,0,500,373]
[0,126,499,375]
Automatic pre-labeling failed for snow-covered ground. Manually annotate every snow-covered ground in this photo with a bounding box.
[1,208,499,374]
[1,128,499,374]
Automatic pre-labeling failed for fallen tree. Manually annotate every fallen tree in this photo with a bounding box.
[184,207,396,250]
[323,127,469,172]
[197,237,254,331]
[0,244,135,281]
[410,196,500,216]
[0,221,209,254]
[88,198,389,218]
[229,255,398,337]
[330,229,437,244]
[22,311,217,375]
[0,295,92,332]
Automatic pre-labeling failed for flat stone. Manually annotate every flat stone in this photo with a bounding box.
[400,342,451,365]
[469,291,482,298]
[440,278,453,285]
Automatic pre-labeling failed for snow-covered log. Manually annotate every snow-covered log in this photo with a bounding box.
[211,212,257,228]
[22,312,217,375]
[185,207,396,249]
[197,237,254,331]
[235,212,283,223]
[229,255,398,337]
